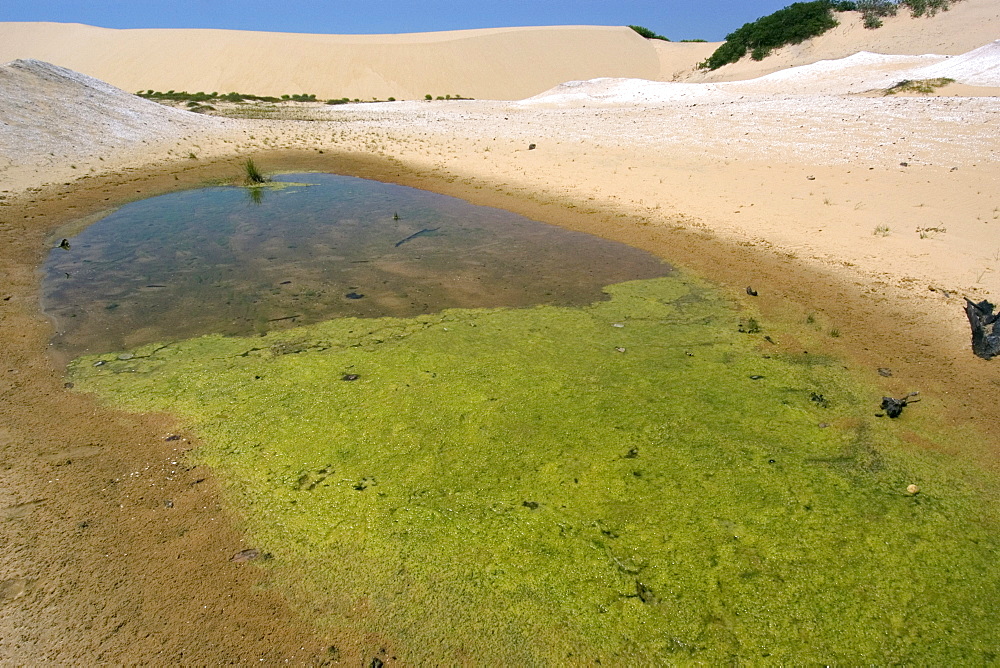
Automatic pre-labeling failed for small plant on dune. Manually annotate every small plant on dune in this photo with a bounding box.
[629,25,671,41]
[243,158,268,185]
[884,77,955,94]
[873,224,891,237]
[857,0,897,27]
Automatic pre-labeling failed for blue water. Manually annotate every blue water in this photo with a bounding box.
[43,173,671,356]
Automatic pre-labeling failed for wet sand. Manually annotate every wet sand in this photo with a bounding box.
[1,149,998,662]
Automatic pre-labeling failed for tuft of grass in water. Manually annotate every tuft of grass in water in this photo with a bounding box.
[242,158,267,185]
[69,275,1000,664]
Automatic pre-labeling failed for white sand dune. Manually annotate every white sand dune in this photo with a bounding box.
[0,22,713,101]
[910,39,1000,86]
[521,38,1000,108]
[0,58,225,172]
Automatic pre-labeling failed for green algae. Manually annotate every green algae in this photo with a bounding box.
[69,275,1000,664]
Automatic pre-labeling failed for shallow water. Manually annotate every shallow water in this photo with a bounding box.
[69,275,1000,664]
[42,173,670,357]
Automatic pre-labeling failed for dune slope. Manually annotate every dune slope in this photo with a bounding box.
[0,58,224,172]
[0,23,677,101]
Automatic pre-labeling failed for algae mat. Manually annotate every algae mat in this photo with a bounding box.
[69,276,999,664]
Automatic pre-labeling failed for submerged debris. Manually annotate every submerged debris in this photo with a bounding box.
[394,227,440,248]
[964,298,1000,360]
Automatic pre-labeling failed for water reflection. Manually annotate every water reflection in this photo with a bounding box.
[43,173,671,356]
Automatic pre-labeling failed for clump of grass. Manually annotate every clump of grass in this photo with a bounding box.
[242,158,267,185]
[884,78,955,95]
[916,226,946,238]
[629,25,671,41]
[873,224,891,237]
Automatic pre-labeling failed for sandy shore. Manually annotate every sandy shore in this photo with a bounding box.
[2,7,1000,661]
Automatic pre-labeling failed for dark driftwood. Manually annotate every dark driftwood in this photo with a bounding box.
[880,392,919,418]
[965,299,1000,360]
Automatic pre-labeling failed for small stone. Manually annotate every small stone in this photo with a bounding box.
[342,373,360,381]
[230,548,260,563]
[907,484,920,495]
[749,375,764,380]
[878,368,892,377]
[117,353,134,361]
[612,323,625,328]
[615,347,626,353]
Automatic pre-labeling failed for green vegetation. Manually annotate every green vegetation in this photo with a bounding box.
[885,77,955,94]
[629,25,670,41]
[138,89,283,103]
[700,1,839,70]
[857,0,962,26]
[242,157,267,185]
[280,93,317,102]
[701,0,964,68]
[69,275,1000,664]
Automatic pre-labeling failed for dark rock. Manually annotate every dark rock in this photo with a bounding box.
[58,238,71,250]
[345,292,364,300]
[746,286,758,296]
[965,298,1000,360]
[522,501,539,510]
[528,143,537,150]
[877,367,893,377]
[342,373,360,381]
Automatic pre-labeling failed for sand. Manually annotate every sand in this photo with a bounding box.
[0,23,708,101]
[1,3,999,662]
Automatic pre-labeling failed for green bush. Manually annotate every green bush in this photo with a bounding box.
[701,1,839,70]
[628,25,670,41]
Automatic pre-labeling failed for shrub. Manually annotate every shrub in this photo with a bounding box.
[628,25,670,41]
[700,1,839,70]
[857,0,897,27]
[901,0,956,16]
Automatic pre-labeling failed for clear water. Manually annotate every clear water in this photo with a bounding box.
[42,173,671,357]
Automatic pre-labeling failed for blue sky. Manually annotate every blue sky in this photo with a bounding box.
[1,0,797,42]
